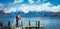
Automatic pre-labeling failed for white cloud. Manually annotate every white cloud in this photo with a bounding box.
[3,2,60,13]
[28,0,34,4]
[0,0,60,13]
[17,2,51,13]
[52,5,60,12]
[0,3,4,10]
[14,0,47,4]
[28,0,47,4]
[14,0,23,4]
[4,8,17,13]
[17,2,60,13]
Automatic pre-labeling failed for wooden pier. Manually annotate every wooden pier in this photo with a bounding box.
[13,20,44,29]
[0,20,44,29]
[0,21,10,29]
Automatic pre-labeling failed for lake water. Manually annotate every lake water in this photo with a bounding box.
[21,17,60,29]
[0,17,60,29]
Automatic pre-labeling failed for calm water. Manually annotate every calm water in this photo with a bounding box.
[0,17,60,29]
[21,17,60,29]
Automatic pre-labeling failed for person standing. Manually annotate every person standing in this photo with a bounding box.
[16,12,21,27]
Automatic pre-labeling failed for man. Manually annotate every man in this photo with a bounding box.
[16,12,21,27]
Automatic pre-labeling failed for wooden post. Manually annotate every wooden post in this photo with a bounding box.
[0,22,3,29]
[36,20,38,29]
[21,21,23,29]
[38,21,40,29]
[36,20,38,27]
[29,21,32,26]
[36,20,40,29]
[29,21,32,29]
[8,21,10,29]
[16,20,18,27]
[22,21,25,29]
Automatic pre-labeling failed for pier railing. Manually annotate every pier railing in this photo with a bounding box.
[0,20,44,29]
[14,20,43,29]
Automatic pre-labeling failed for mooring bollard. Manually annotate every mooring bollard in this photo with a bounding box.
[0,22,3,29]
[8,21,10,29]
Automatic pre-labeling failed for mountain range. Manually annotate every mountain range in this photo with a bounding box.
[10,11,60,17]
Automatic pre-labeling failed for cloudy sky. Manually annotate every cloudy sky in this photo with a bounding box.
[0,0,60,13]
